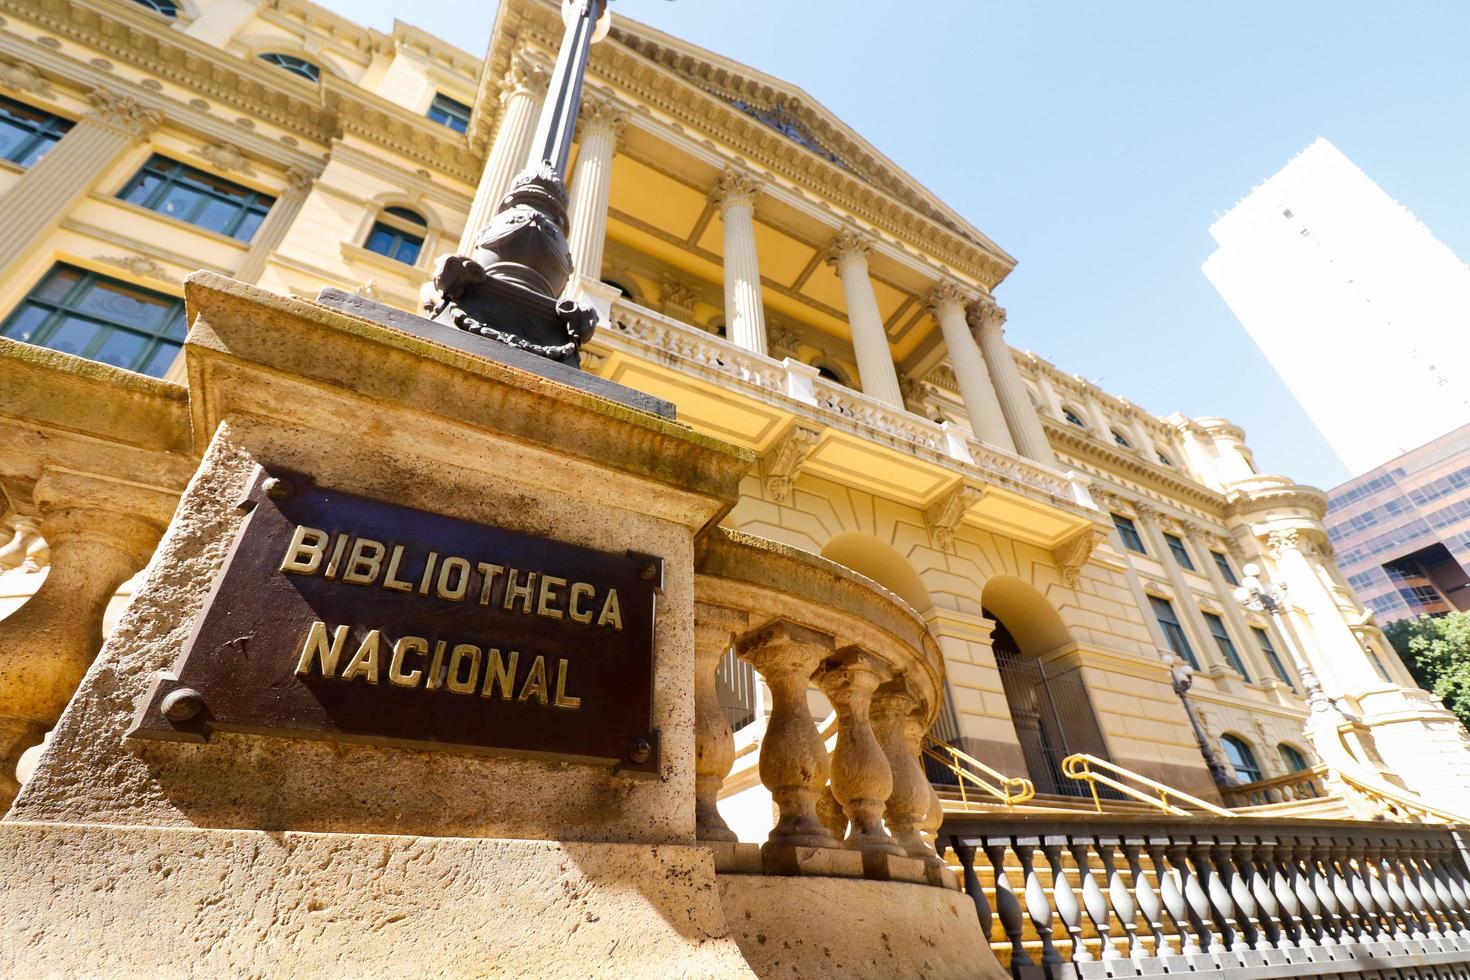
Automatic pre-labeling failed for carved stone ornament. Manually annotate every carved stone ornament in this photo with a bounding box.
[1267,528,1301,557]
[0,59,52,97]
[710,168,758,210]
[964,294,1006,336]
[86,89,163,137]
[897,374,929,413]
[195,141,254,176]
[926,483,984,552]
[924,363,959,394]
[354,279,380,301]
[95,255,175,283]
[766,319,801,356]
[283,164,316,197]
[923,279,969,317]
[503,51,550,102]
[824,227,872,266]
[576,97,628,145]
[762,424,821,503]
[1053,528,1106,587]
[659,275,698,312]
[425,161,598,367]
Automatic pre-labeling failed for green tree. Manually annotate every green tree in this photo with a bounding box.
[1383,611,1470,729]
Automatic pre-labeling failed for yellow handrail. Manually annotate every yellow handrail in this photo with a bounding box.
[923,737,1036,808]
[1062,753,1237,818]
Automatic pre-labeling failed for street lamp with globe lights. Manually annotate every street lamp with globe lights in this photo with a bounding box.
[1233,562,1339,716]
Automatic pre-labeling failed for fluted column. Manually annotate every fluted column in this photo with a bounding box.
[693,602,746,842]
[969,295,1058,466]
[565,97,627,289]
[736,619,838,848]
[234,165,317,284]
[711,169,768,355]
[0,502,162,807]
[1265,528,1384,695]
[815,647,902,856]
[0,89,161,284]
[826,229,903,407]
[926,281,1015,451]
[458,53,549,254]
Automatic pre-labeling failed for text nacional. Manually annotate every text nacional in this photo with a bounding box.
[277,523,633,711]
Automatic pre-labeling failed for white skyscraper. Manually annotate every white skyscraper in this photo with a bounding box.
[1203,138,1470,474]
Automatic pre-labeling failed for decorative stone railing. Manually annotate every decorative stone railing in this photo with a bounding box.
[0,518,47,575]
[942,812,1470,978]
[693,526,957,890]
[1220,767,1330,808]
[594,300,1093,514]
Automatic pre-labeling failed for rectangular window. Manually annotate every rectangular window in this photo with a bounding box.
[118,155,274,243]
[1,263,186,377]
[1148,595,1197,668]
[0,95,73,167]
[426,93,472,134]
[1113,514,1146,554]
[1251,627,1295,691]
[1203,612,1250,680]
[1211,551,1238,586]
[1164,533,1195,571]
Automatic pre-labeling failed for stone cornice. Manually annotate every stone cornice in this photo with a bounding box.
[1224,480,1329,521]
[1021,350,1175,443]
[1044,418,1228,511]
[388,21,480,78]
[323,76,480,183]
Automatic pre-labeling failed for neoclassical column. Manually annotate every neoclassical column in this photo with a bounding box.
[1135,503,1217,671]
[926,281,1015,451]
[711,169,768,355]
[458,53,550,254]
[234,165,318,284]
[0,89,161,284]
[565,97,628,290]
[969,295,1058,466]
[825,229,903,407]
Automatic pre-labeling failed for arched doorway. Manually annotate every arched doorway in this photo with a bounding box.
[982,577,1112,798]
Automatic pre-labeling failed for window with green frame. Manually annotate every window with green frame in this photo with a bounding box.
[118,155,274,242]
[0,95,73,168]
[1202,611,1250,680]
[0,264,185,377]
[1164,532,1195,571]
[1211,550,1238,585]
[364,206,428,265]
[1112,513,1146,554]
[427,93,472,134]
[1148,595,1197,668]
[1278,743,1312,774]
[1251,626,1296,691]
[1220,734,1262,783]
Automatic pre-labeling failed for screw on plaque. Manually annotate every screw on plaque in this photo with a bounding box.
[160,687,205,722]
[262,477,293,500]
[640,564,657,582]
[627,736,652,765]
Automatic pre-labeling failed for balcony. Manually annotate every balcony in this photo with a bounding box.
[589,298,1107,556]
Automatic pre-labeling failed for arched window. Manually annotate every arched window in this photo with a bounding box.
[1062,407,1087,428]
[1278,743,1311,773]
[1156,450,1175,467]
[1111,428,1132,448]
[259,53,321,83]
[364,206,427,265]
[1220,734,1262,783]
[133,0,178,16]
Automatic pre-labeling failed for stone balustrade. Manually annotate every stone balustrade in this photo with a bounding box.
[1221,767,1330,808]
[942,812,1470,978]
[595,299,1092,514]
[693,526,956,890]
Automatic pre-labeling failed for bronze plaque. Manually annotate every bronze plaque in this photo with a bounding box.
[128,467,662,774]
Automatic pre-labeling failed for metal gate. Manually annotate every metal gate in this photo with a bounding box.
[990,616,1114,798]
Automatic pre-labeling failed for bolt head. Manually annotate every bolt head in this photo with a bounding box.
[640,564,657,582]
[262,477,292,500]
[160,687,204,722]
[627,737,652,764]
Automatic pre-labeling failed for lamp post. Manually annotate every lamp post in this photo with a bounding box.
[425,0,613,368]
[1233,562,1338,716]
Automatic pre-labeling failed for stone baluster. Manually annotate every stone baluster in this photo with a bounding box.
[0,517,42,572]
[1427,844,1470,938]
[1289,841,1328,947]
[711,169,768,356]
[1152,839,1200,956]
[1224,840,1265,953]
[1016,837,1065,970]
[871,677,937,864]
[950,838,993,939]
[1398,845,1440,942]
[1094,837,1132,963]
[736,619,837,848]
[0,89,162,284]
[1308,844,1346,943]
[1330,845,1372,943]
[1044,836,1088,964]
[1410,842,1459,938]
[565,97,628,293]
[1247,841,1287,952]
[1171,839,1220,956]
[459,52,550,253]
[913,715,946,866]
[1343,843,1385,942]
[0,488,165,807]
[1190,839,1234,955]
[1130,837,1171,958]
[825,229,903,408]
[814,647,902,857]
[815,782,847,842]
[1360,843,1396,942]
[692,603,747,841]
[1379,846,1426,943]
[984,840,1035,969]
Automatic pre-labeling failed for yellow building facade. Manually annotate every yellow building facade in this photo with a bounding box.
[3,0,1470,973]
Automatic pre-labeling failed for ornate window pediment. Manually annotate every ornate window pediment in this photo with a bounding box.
[724,96,846,171]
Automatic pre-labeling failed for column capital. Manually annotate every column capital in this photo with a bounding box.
[1266,528,1302,558]
[823,226,873,267]
[576,95,628,147]
[502,50,551,102]
[282,164,319,199]
[85,88,163,138]
[923,279,972,318]
[710,167,759,212]
[965,293,1006,336]
[1133,500,1162,523]
[1178,520,1208,544]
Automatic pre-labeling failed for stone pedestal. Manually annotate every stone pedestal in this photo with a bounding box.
[0,274,759,974]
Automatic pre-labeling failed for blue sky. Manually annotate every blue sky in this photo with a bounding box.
[324,0,1470,490]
